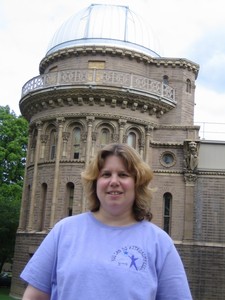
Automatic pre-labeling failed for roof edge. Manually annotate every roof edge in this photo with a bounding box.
[39,45,199,77]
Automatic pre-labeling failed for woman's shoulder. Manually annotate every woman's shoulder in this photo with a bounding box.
[142,221,174,245]
[53,212,90,230]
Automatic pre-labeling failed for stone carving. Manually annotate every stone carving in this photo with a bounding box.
[89,97,94,106]
[184,173,197,183]
[56,117,65,125]
[78,97,84,106]
[184,141,199,171]
[112,133,119,142]
[62,132,70,141]
[100,98,105,106]
[122,100,127,109]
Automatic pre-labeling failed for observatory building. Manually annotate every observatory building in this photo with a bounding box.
[10,4,225,299]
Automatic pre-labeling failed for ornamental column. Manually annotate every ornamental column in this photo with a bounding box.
[139,137,145,159]
[91,131,97,157]
[49,117,65,228]
[27,121,42,231]
[40,134,48,159]
[145,125,153,163]
[62,132,70,158]
[82,116,95,212]
[85,116,95,164]
[118,119,127,143]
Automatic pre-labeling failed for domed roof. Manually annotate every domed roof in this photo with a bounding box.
[46,4,160,57]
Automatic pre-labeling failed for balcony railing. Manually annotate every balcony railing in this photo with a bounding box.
[21,69,176,104]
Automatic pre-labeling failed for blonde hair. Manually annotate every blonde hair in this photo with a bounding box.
[81,143,153,221]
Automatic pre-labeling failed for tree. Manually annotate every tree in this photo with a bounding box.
[0,106,28,272]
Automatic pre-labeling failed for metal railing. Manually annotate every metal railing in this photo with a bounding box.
[195,122,225,141]
[21,69,176,104]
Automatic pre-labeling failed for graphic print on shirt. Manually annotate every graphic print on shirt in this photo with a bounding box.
[111,245,147,271]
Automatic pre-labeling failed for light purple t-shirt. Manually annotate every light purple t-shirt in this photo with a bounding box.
[20,212,192,299]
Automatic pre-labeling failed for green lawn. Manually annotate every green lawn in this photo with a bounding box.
[0,288,14,300]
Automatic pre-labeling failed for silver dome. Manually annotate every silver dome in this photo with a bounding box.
[46,4,160,57]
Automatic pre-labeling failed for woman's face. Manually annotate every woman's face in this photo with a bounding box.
[96,155,135,219]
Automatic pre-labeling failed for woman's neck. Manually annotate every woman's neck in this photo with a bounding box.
[93,209,137,227]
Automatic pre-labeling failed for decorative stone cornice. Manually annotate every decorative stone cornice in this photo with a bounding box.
[39,45,199,78]
[20,87,174,122]
[150,141,183,148]
[153,170,183,174]
[197,171,225,176]
[155,124,200,130]
[29,112,157,128]
[60,159,85,163]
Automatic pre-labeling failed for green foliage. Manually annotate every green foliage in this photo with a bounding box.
[0,106,28,271]
[0,287,14,299]
[0,106,28,185]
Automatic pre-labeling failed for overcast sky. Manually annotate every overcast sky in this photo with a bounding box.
[1,0,225,140]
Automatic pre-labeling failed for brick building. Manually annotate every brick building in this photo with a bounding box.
[10,4,225,299]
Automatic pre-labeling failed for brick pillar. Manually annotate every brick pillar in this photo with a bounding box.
[183,173,197,240]
[27,121,42,231]
[50,117,65,228]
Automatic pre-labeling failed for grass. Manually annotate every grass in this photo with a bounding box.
[0,287,14,299]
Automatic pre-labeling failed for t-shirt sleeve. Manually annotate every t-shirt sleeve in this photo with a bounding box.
[156,243,193,300]
[20,227,58,294]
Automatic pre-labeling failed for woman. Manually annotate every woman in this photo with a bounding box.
[21,143,193,299]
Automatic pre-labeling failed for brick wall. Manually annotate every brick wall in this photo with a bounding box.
[177,244,225,300]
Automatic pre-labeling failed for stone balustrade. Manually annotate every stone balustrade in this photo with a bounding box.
[21,69,176,104]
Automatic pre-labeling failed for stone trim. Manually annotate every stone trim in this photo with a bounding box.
[151,141,183,148]
[39,45,199,77]
[20,75,176,121]
[29,112,157,128]
[174,240,225,248]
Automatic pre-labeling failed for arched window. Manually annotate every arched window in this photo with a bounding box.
[163,75,169,85]
[163,192,172,234]
[49,129,56,160]
[73,127,81,159]
[66,182,74,216]
[100,128,110,147]
[186,79,191,93]
[39,183,47,231]
[127,132,137,149]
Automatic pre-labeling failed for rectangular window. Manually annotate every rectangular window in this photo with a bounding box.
[88,61,105,69]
